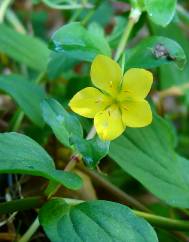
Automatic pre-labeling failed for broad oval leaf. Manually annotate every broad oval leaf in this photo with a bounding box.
[0,132,82,190]
[125,36,186,70]
[109,114,189,208]
[145,0,177,26]
[41,98,83,147]
[49,22,111,62]
[0,74,46,126]
[0,24,49,71]
[39,199,158,242]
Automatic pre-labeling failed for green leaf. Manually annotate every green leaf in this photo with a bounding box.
[144,0,177,26]
[0,24,49,71]
[150,21,189,89]
[70,135,110,168]
[50,22,111,62]
[47,52,78,80]
[41,98,83,147]
[39,199,158,242]
[125,36,186,70]
[0,74,46,126]
[109,114,189,208]
[0,132,82,190]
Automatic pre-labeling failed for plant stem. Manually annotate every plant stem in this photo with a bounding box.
[0,196,45,214]
[134,210,189,231]
[79,165,150,212]
[0,0,12,23]
[18,217,40,242]
[41,0,93,10]
[11,111,24,132]
[114,8,141,61]
[5,9,26,34]
[86,126,96,140]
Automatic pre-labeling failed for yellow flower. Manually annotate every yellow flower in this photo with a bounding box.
[69,55,153,141]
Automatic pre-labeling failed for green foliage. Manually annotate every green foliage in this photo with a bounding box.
[110,114,189,208]
[70,135,110,168]
[0,132,82,190]
[0,24,49,71]
[41,98,83,147]
[49,22,111,61]
[41,98,109,168]
[0,75,46,126]
[1,1,189,241]
[144,0,177,26]
[125,36,186,70]
[39,199,158,242]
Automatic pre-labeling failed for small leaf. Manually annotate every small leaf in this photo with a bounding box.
[0,132,82,190]
[150,21,189,89]
[109,114,189,208]
[39,199,158,242]
[144,0,177,26]
[49,22,111,62]
[41,98,83,147]
[125,36,186,70]
[0,24,49,71]
[47,52,78,80]
[70,135,110,168]
[0,74,46,126]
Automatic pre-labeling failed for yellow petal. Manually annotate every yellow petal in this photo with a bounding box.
[121,100,152,127]
[120,68,153,100]
[90,55,122,97]
[69,87,111,118]
[94,104,125,141]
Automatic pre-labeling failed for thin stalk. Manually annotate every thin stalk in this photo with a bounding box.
[18,217,40,242]
[86,126,96,140]
[114,8,141,61]
[0,0,13,23]
[41,0,93,10]
[11,111,24,132]
[134,210,189,231]
[79,165,150,212]
[5,9,26,34]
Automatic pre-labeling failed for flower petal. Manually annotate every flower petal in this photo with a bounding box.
[94,104,125,141]
[121,68,153,100]
[90,55,122,96]
[121,100,152,127]
[69,87,111,118]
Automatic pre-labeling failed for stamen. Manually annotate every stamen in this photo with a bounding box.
[123,106,128,111]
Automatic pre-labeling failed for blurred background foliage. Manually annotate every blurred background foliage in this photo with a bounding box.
[0,0,189,241]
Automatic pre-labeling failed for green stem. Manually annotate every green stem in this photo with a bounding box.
[11,110,24,132]
[0,196,45,214]
[18,217,40,242]
[177,4,189,25]
[79,165,150,212]
[0,0,13,23]
[134,210,189,231]
[5,9,26,34]
[41,0,93,10]
[114,8,141,61]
